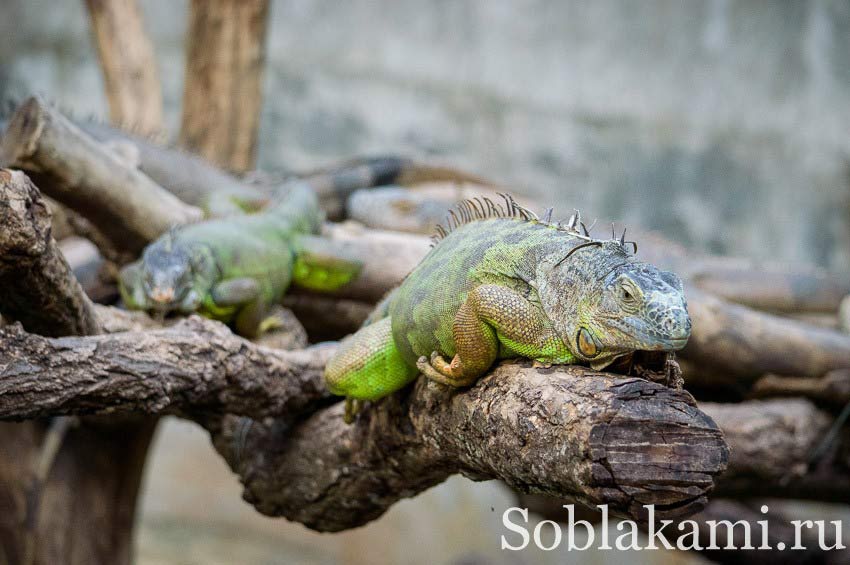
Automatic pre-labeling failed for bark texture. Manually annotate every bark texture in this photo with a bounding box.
[180,0,270,172]
[0,170,153,565]
[224,363,728,531]
[705,398,850,502]
[0,317,333,422]
[0,97,202,255]
[0,321,729,532]
[84,0,164,135]
[0,170,100,337]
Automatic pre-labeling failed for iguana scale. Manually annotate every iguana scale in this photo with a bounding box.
[325,196,692,421]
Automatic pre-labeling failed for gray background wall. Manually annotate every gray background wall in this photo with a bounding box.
[3,0,850,268]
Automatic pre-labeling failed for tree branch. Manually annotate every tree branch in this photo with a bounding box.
[0,316,333,422]
[0,321,729,531]
[84,0,164,136]
[180,0,270,172]
[0,170,100,336]
[0,97,202,255]
[222,364,728,531]
[705,398,850,502]
[684,288,850,382]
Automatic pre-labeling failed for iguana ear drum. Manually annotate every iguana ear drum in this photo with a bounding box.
[577,327,602,358]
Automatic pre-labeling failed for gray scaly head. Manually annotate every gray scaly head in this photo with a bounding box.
[131,230,218,314]
[536,216,691,370]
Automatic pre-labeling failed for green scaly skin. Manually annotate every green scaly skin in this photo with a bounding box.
[325,198,692,421]
[119,183,360,337]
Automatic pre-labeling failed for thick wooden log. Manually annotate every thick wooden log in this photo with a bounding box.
[0,170,153,565]
[0,320,728,532]
[0,170,100,336]
[223,364,728,531]
[180,0,270,172]
[705,398,850,502]
[0,97,202,255]
[84,0,163,135]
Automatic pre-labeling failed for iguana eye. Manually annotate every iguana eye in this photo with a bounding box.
[616,277,642,309]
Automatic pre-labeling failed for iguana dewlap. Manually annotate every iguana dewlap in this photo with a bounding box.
[325,197,691,420]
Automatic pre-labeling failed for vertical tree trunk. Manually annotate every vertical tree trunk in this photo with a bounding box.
[84,0,164,135]
[179,0,270,172]
[0,421,156,565]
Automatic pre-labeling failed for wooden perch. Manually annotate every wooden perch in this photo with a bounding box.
[180,0,270,172]
[0,319,728,531]
[84,0,163,135]
[222,364,728,531]
[0,97,202,255]
[0,170,100,336]
[0,316,333,422]
[684,288,850,383]
[705,398,850,502]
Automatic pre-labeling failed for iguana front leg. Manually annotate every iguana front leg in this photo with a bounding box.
[208,277,276,338]
[417,284,572,387]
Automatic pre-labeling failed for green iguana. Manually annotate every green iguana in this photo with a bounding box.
[325,196,692,421]
[117,155,494,336]
[118,182,357,336]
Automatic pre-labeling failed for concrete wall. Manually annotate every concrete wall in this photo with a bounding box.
[4,0,850,267]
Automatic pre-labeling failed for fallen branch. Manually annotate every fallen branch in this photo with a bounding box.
[705,398,850,502]
[0,97,202,255]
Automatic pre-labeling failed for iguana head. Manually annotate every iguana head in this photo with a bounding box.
[119,237,217,314]
[539,239,691,370]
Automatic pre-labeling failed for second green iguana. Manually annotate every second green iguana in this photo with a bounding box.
[118,157,493,336]
[119,182,355,336]
[325,197,692,421]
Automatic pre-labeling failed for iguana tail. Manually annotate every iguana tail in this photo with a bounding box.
[299,156,499,220]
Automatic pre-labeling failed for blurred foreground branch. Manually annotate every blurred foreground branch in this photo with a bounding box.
[0,97,202,255]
